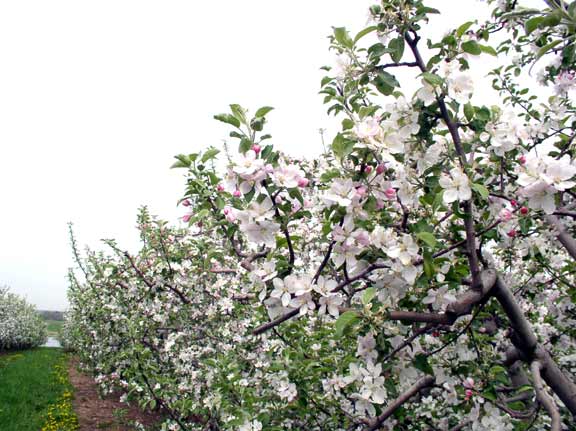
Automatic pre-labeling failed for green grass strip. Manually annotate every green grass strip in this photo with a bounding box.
[0,348,79,431]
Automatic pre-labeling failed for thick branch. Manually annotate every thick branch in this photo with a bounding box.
[366,376,435,431]
[546,214,576,261]
[494,277,576,416]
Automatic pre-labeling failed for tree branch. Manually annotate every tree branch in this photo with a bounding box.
[494,276,576,416]
[546,214,576,261]
[365,376,435,431]
[530,361,561,431]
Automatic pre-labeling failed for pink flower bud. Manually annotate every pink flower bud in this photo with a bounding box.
[233,190,242,198]
[223,207,231,215]
[181,199,191,207]
[376,164,386,175]
[520,206,529,215]
[298,177,309,187]
[518,155,526,165]
[465,389,473,401]
[499,208,513,222]
[364,165,373,174]
[182,214,191,223]
[356,186,367,197]
[252,144,261,154]
[217,184,225,192]
[510,199,518,207]
[384,187,396,199]
[507,229,517,238]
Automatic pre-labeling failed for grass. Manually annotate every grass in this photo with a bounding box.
[0,348,78,431]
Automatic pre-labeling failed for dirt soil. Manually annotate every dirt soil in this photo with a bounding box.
[68,357,164,430]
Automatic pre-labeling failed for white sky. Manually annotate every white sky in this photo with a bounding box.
[0,1,528,311]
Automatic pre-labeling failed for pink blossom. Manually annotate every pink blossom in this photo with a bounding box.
[499,208,513,222]
[384,187,396,199]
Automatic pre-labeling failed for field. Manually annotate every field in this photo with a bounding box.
[44,319,64,337]
[0,348,78,431]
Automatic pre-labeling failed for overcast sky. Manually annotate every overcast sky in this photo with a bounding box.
[0,1,525,311]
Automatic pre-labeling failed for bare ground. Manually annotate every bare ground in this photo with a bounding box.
[68,357,164,430]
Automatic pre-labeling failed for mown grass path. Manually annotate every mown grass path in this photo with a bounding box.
[0,348,78,431]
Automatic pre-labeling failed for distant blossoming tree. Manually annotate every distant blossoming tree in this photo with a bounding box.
[0,286,47,351]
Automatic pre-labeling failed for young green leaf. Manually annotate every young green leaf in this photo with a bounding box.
[471,183,489,199]
[201,148,220,163]
[335,310,359,337]
[416,232,437,248]
[361,288,377,305]
[461,40,482,55]
[255,106,274,118]
[389,37,405,63]
[214,113,241,128]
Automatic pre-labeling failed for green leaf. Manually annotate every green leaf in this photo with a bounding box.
[416,6,440,14]
[250,117,265,132]
[423,250,435,278]
[335,311,359,337]
[482,388,497,401]
[261,144,273,160]
[471,183,489,199]
[342,118,354,130]
[525,16,544,34]
[464,103,474,121]
[215,196,225,210]
[332,133,355,159]
[214,113,240,128]
[201,148,220,163]
[354,25,377,43]
[535,40,562,61]
[479,44,497,56]
[389,37,405,63]
[413,353,434,375]
[361,288,377,305]
[461,40,482,55]
[333,27,353,49]
[194,209,210,222]
[230,104,247,125]
[239,138,252,154]
[422,72,444,86]
[417,232,437,248]
[456,21,475,38]
[255,106,274,118]
[540,10,562,28]
[373,71,399,95]
[170,154,191,169]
